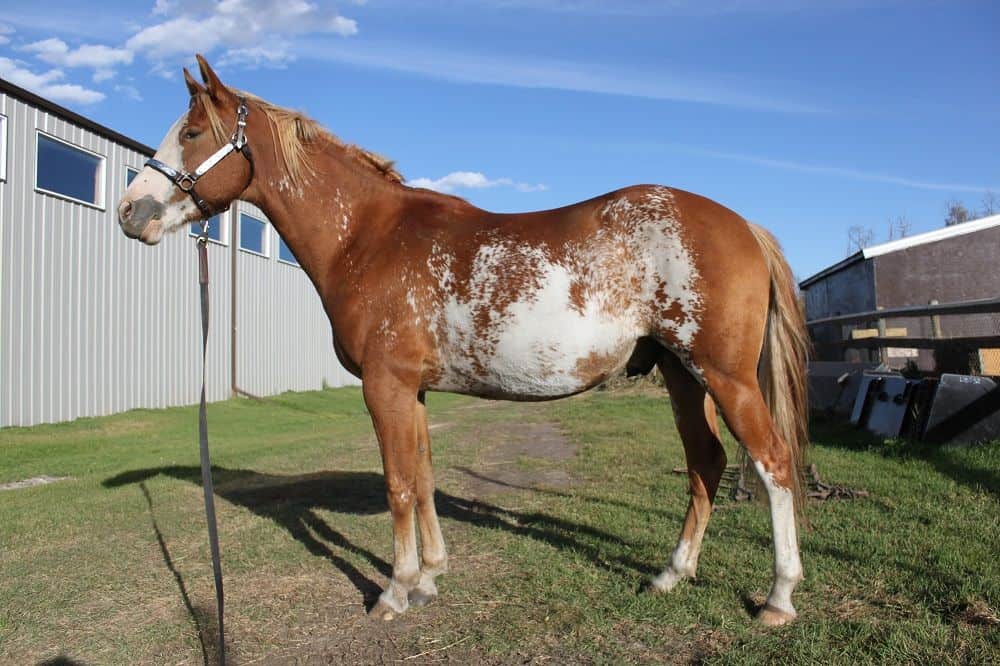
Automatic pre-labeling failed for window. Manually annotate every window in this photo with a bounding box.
[35,132,105,207]
[278,236,299,266]
[0,114,7,182]
[188,214,225,243]
[239,213,268,256]
[125,166,139,187]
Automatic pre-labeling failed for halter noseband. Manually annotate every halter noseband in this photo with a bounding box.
[145,96,254,218]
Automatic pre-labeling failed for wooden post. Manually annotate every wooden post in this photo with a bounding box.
[930,299,943,339]
[876,306,886,364]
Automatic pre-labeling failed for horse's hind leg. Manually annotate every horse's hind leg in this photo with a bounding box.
[650,352,727,592]
[699,365,803,625]
[409,392,448,606]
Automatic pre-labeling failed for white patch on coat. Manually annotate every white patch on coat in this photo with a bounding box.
[650,538,696,592]
[752,459,803,615]
[427,186,703,398]
[121,112,198,234]
[439,249,639,397]
[600,187,703,348]
[275,176,302,198]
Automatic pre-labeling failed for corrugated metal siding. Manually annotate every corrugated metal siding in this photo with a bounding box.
[232,200,354,396]
[0,90,358,428]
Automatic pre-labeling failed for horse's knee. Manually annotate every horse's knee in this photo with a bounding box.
[385,473,417,510]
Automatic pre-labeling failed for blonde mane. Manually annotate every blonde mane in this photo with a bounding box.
[194,89,404,186]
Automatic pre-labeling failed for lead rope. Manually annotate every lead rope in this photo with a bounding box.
[197,222,226,665]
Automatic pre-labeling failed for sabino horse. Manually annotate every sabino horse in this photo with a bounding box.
[119,56,809,626]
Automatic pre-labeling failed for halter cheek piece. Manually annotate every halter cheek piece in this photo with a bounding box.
[145,96,254,219]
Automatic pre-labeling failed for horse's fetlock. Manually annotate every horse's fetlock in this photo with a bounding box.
[395,568,421,589]
[421,555,448,577]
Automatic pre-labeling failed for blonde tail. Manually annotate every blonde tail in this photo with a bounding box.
[747,223,811,515]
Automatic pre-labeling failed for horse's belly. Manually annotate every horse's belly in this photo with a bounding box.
[489,332,637,398]
[434,312,640,399]
[427,240,648,399]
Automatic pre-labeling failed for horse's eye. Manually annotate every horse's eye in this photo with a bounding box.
[183,129,201,140]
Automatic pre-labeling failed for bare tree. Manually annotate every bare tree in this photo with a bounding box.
[886,215,912,241]
[895,215,911,239]
[979,190,998,217]
[945,199,972,226]
[847,225,875,255]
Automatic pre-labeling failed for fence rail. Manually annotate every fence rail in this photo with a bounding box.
[806,296,1000,372]
[805,297,1000,328]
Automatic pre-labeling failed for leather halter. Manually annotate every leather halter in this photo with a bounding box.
[145,96,253,218]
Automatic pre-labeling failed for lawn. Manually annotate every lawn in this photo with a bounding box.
[1,385,997,664]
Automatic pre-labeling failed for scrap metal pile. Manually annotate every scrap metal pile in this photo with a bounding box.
[809,362,1000,444]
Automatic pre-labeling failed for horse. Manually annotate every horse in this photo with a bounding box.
[118,55,809,627]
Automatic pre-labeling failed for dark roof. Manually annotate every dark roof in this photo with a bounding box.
[0,77,155,156]
[799,252,864,289]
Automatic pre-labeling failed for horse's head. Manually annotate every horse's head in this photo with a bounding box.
[118,55,254,244]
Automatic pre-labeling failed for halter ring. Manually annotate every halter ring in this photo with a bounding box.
[177,174,198,192]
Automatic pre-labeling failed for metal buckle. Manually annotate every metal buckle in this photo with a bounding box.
[196,221,210,245]
[176,173,197,192]
[233,97,249,148]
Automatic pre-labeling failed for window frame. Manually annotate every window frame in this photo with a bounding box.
[0,114,8,182]
[124,166,139,189]
[276,234,300,267]
[238,212,269,258]
[187,209,230,246]
[34,130,107,209]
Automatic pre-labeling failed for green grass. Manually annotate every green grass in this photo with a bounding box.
[1,386,997,664]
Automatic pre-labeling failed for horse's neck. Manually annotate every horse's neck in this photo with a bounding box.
[245,147,403,301]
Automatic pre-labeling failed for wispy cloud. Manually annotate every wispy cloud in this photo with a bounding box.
[113,83,144,102]
[390,0,898,17]
[689,147,998,193]
[0,56,104,104]
[1,1,361,104]
[126,0,357,75]
[298,40,824,113]
[217,44,296,70]
[21,38,133,83]
[409,171,547,194]
[23,38,133,69]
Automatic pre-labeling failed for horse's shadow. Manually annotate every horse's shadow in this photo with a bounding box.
[102,465,653,610]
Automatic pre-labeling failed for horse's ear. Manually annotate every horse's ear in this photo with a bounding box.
[195,54,233,102]
[183,67,206,97]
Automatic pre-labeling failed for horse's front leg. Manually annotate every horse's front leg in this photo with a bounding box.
[364,365,422,621]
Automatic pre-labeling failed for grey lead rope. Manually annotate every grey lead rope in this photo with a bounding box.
[197,223,226,665]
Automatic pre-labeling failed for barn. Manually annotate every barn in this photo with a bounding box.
[799,215,1000,374]
[0,78,359,428]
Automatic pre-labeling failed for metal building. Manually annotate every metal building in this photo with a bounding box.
[0,78,359,428]
[800,215,1000,372]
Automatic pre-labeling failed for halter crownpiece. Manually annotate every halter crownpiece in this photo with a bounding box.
[145,96,253,218]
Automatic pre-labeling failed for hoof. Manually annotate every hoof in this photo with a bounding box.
[408,587,437,607]
[368,600,403,622]
[756,603,796,626]
[648,569,685,594]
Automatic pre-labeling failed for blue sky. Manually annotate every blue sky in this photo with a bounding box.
[1,0,997,278]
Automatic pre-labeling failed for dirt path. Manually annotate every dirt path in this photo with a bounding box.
[455,419,578,499]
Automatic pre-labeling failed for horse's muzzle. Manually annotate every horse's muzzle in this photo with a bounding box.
[118,195,165,242]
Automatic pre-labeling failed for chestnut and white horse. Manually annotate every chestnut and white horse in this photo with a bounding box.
[119,56,809,626]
